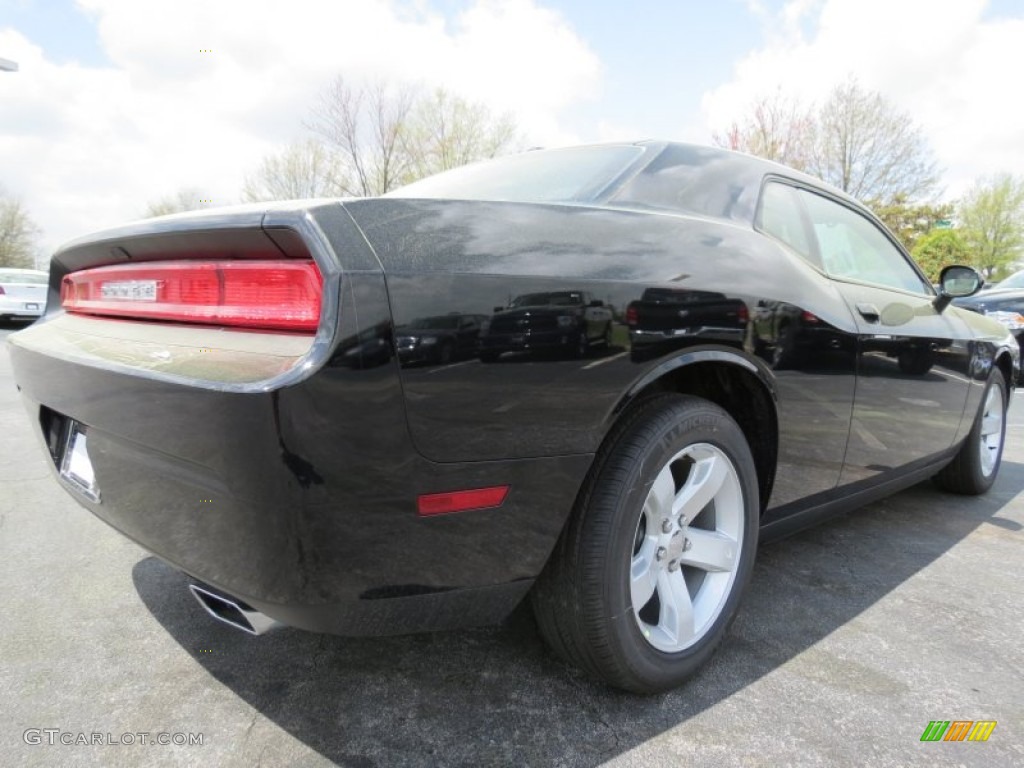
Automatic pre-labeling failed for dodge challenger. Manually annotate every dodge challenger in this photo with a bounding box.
[7,141,1018,694]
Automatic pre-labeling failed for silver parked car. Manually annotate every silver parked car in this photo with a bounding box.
[0,268,48,322]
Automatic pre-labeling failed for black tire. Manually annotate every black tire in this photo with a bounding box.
[934,370,1007,495]
[897,348,933,376]
[530,394,760,694]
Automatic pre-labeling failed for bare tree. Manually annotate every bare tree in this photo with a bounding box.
[712,89,814,170]
[0,189,41,268]
[144,188,213,217]
[714,78,940,206]
[958,173,1024,278]
[809,78,939,204]
[306,77,415,197]
[305,77,520,197]
[242,139,346,202]
[402,88,519,179]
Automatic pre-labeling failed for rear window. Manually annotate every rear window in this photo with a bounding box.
[387,145,644,204]
[0,271,48,285]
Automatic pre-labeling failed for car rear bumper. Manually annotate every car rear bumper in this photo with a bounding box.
[0,297,44,318]
[9,316,591,636]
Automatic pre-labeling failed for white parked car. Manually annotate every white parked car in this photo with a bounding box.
[0,268,48,322]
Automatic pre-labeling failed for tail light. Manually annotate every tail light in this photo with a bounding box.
[0,286,5,295]
[737,305,749,323]
[60,260,322,332]
[625,306,638,326]
[801,310,821,324]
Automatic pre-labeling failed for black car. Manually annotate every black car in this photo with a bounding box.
[396,313,488,366]
[626,287,748,362]
[479,290,613,361]
[955,269,1024,381]
[7,142,1018,694]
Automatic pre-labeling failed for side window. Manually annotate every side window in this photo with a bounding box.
[756,182,818,267]
[798,190,931,294]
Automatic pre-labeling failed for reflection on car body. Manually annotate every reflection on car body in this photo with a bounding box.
[396,313,487,367]
[479,290,613,362]
[626,287,747,362]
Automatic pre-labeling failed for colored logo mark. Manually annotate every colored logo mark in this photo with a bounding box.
[920,720,997,742]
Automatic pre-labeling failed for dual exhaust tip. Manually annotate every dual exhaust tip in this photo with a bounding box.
[188,584,281,635]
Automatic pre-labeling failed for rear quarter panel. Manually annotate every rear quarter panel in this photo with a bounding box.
[343,199,860,510]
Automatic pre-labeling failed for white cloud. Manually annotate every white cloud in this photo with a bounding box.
[0,0,601,254]
[702,0,1024,198]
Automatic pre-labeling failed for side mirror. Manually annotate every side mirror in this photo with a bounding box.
[589,299,604,308]
[493,306,504,313]
[934,265,983,312]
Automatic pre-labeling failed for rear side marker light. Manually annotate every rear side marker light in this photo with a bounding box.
[417,486,510,516]
[60,260,322,332]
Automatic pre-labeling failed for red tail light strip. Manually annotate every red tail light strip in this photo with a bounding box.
[417,486,510,516]
[61,260,322,332]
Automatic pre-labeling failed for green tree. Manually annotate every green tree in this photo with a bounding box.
[872,194,954,252]
[0,189,40,268]
[144,187,213,217]
[958,174,1024,279]
[911,229,971,283]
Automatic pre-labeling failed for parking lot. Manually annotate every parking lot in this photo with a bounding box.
[1,322,1021,768]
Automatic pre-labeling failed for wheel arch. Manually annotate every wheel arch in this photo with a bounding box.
[608,349,779,513]
[995,350,1015,399]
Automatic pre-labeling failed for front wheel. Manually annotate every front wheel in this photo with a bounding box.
[531,394,759,693]
[934,370,1007,495]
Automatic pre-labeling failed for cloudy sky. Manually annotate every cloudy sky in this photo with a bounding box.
[1,0,1022,257]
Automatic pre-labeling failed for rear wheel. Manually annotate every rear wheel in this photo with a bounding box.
[935,370,1007,495]
[531,394,759,693]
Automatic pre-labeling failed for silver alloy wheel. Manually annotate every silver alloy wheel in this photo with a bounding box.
[979,383,1005,477]
[630,443,744,653]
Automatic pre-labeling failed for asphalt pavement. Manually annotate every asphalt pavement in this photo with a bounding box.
[1,322,1021,767]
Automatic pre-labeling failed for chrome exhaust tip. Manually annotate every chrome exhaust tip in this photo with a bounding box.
[188,584,281,635]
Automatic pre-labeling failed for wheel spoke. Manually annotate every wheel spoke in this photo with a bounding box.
[656,569,694,646]
[629,441,746,654]
[981,414,1001,437]
[678,528,738,573]
[647,463,676,520]
[673,454,727,520]
[630,541,658,610]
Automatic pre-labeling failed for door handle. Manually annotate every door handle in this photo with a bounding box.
[856,303,880,322]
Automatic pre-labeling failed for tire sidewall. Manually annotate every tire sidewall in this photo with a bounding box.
[591,399,760,691]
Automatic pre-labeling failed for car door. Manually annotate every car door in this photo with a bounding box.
[795,188,973,485]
